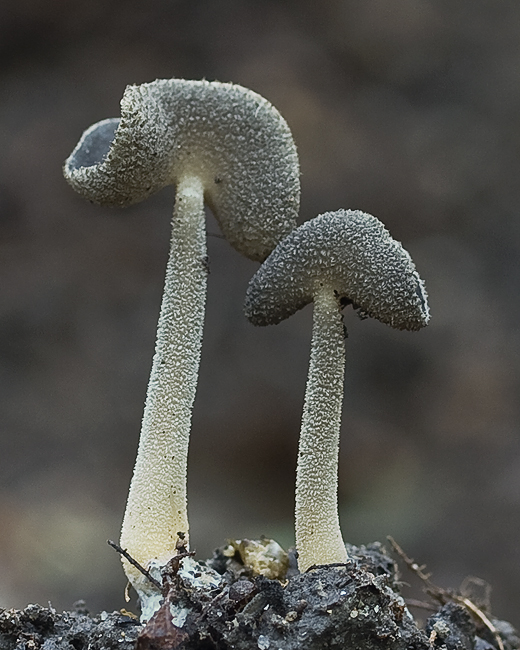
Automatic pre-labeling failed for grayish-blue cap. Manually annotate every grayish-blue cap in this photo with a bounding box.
[64,79,300,261]
[245,209,430,331]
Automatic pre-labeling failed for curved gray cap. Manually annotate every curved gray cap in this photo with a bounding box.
[63,79,300,261]
[244,209,430,331]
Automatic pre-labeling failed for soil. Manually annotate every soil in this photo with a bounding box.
[1,542,518,650]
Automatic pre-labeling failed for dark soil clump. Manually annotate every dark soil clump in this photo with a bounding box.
[0,601,141,650]
[1,543,518,650]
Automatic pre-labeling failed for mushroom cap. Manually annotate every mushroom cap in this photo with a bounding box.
[244,209,430,331]
[63,78,300,261]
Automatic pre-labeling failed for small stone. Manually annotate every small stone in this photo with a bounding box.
[229,579,255,602]
[257,634,270,649]
[433,620,451,638]
[222,544,236,557]
[231,538,289,580]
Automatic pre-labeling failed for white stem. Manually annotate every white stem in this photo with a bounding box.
[120,176,207,590]
[295,287,348,572]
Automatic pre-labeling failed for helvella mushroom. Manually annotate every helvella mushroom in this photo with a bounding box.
[64,78,300,606]
[245,209,429,572]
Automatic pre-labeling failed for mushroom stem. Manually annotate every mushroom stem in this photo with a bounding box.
[120,175,207,588]
[295,287,348,572]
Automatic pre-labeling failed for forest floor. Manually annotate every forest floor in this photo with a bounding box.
[1,540,518,650]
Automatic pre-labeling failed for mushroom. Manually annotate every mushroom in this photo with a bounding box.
[244,209,429,572]
[63,78,300,597]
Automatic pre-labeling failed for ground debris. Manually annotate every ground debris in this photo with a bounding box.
[1,542,518,650]
[388,537,520,650]
[0,602,141,650]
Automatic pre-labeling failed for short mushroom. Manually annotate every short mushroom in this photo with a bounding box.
[63,78,299,598]
[244,209,429,572]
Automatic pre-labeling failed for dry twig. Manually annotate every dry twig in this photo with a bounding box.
[387,536,504,650]
[107,539,162,591]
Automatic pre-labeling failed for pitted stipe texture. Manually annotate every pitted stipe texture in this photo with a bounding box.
[119,176,207,592]
[63,78,300,261]
[295,290,349,571]
[245,209,430,329]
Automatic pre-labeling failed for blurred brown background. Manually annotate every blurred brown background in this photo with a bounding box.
[2,0,520,627]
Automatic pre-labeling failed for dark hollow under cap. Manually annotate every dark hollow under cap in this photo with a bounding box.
[63,79,300,262]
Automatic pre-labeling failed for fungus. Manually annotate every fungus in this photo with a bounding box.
[244,209,429,572]
[64,78,300,599]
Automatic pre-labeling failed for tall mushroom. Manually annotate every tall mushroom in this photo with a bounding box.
[64,78,300,596]
[244,209,429,572]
